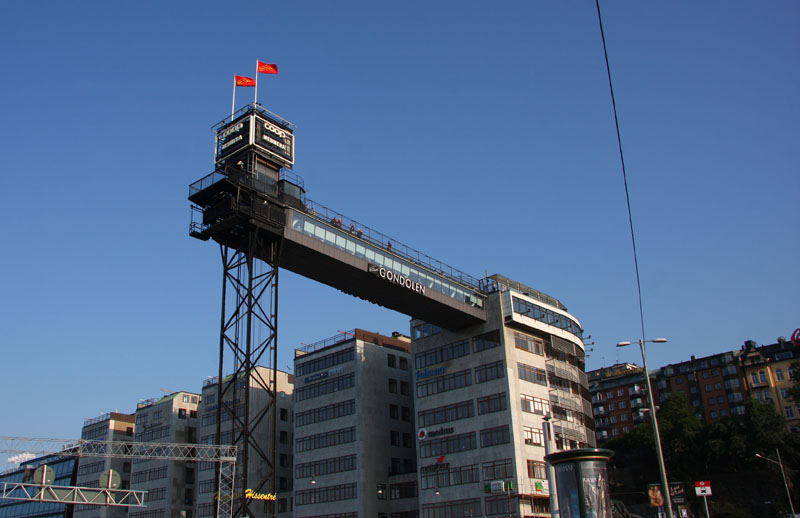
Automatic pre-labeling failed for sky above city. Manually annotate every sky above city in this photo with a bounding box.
[0,1,797,455]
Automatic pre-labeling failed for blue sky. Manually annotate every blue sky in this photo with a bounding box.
[0,1,797,451]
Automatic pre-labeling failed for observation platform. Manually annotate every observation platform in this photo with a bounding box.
[189,170,487,330]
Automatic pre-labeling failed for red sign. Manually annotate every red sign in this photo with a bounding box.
[694,481,712,496]
[791,328,800,347]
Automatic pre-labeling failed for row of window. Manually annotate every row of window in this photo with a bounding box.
[144,487,166,502]
[414,331,506,372]
[296,347,354,377]
[78,460,105,476]
[296,373,355,402]
[520,394,550,415]
[475,361,505,384]
[513,331,545,356]
[295,483,357,506]
[518,363,547,386]
[417,369,471,398]
[418,425,511,459]
[131,466,168,484]
[135,425,171,443]
[295,426,356,453]
[296,454,357,479]
[296,399,355,427]
[201,404,245,427]
[512,296,582,338]
[415,339,470,370]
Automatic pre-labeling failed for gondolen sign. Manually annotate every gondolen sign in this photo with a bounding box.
[368,264,426,295]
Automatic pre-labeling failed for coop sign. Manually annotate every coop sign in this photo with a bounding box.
[368,264,426,295]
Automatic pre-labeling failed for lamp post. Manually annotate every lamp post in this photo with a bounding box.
[617,337,673,518]
[755,449,797,517]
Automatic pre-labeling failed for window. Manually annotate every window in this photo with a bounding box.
[480,425,510,448]
[296,483,357,505]
[280,408,288,421]
[413,322,441,340]
[295,427,356,452]
[390,404,399,420]
[295,373,355,402]
[485,495,511,516]
[419,432,477,458]
[619,401,626,409]
[400,381,410,396]
[776,369,785,381]
[296,399,355,427]
[478,393,507,415]
[390,431,400,446]
[482,459,513,480]
[415,339,470,369]
[760,371,767,383]
[785,407,795,418]
[418,400,473,427]
[420,463,478,489]
[279,431,288,444]
[475,360,505,383]
[399,357,409,370]
[474,330,502,353]
[518,363,547,386]
[295,454,357,479]
[389,379,398,393]
[520,394,550,415]
[401,406,411,422]
[388,354,396,368]
[705,384,712,392]
[523,427,543,446]
[513,331,544,355]
[526,460,546,479]
[417,369,472,398]
[296,347,354,376]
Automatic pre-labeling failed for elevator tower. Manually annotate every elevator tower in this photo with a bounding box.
[189,104,301,518]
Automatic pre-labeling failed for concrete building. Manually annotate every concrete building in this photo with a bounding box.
[195,367,294,518]
[740,337,800,431]
[411,274,593,518]
[292,329,417,518]
[588,363,649,442]
[74,412,136,518]
[130,391,201,518]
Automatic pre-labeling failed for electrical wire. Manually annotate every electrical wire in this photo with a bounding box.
[594,0,648,344]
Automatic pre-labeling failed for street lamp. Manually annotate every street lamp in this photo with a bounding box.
[617,337,673,518]
[755,449,797,517]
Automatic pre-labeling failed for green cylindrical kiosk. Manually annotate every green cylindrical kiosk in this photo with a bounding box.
[545,448,614,518]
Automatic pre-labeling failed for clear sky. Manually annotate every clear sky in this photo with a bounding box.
[0,1,797,454]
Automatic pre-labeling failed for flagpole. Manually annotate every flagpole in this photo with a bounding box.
[254,59,259,107]
[231,76,236,122]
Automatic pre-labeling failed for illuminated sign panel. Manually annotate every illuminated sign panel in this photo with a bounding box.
[254,117,294,166]
[215,113,295,166]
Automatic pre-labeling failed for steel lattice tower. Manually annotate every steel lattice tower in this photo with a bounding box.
[189,104,299,518]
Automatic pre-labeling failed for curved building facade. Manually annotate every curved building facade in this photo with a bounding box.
[411,274,593,518]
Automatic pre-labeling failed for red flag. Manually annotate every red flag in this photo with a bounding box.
[235,75,256,87]
[257,62,278,74]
